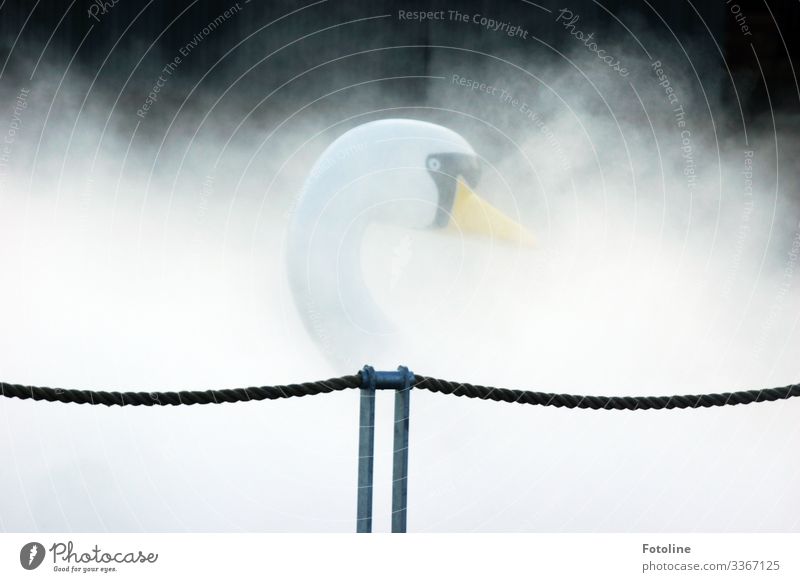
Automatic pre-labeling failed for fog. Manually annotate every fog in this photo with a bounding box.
[1,16,799,532]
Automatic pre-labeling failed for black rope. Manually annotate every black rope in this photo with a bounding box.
[2,371,799,411]
[0,376,360,407]
[412,376,800,411]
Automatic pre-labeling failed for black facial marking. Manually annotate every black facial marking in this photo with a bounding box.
[426,153,482,227]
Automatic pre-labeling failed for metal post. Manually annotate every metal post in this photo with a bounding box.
[391,366,412,533]
[356,366,376,533]
[356,365,414,533]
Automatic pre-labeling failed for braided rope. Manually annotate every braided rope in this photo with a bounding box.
[0,376,360,407]
[412,376,800,410]
[3,371,799,410]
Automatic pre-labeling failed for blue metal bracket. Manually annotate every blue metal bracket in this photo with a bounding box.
[356,365,415,534]
[361,365,415,391]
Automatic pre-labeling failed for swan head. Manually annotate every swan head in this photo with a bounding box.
[298,119,533,241]
[286,118,533,370]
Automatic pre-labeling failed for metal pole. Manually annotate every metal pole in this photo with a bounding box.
[356,367,376,533]
[391,366,412,533]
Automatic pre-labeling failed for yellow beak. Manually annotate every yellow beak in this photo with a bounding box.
[449,180,535,246]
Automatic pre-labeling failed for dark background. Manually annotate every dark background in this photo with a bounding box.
[1,0,798,113]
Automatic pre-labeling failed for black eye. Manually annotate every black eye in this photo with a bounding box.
[425,153,481,185]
